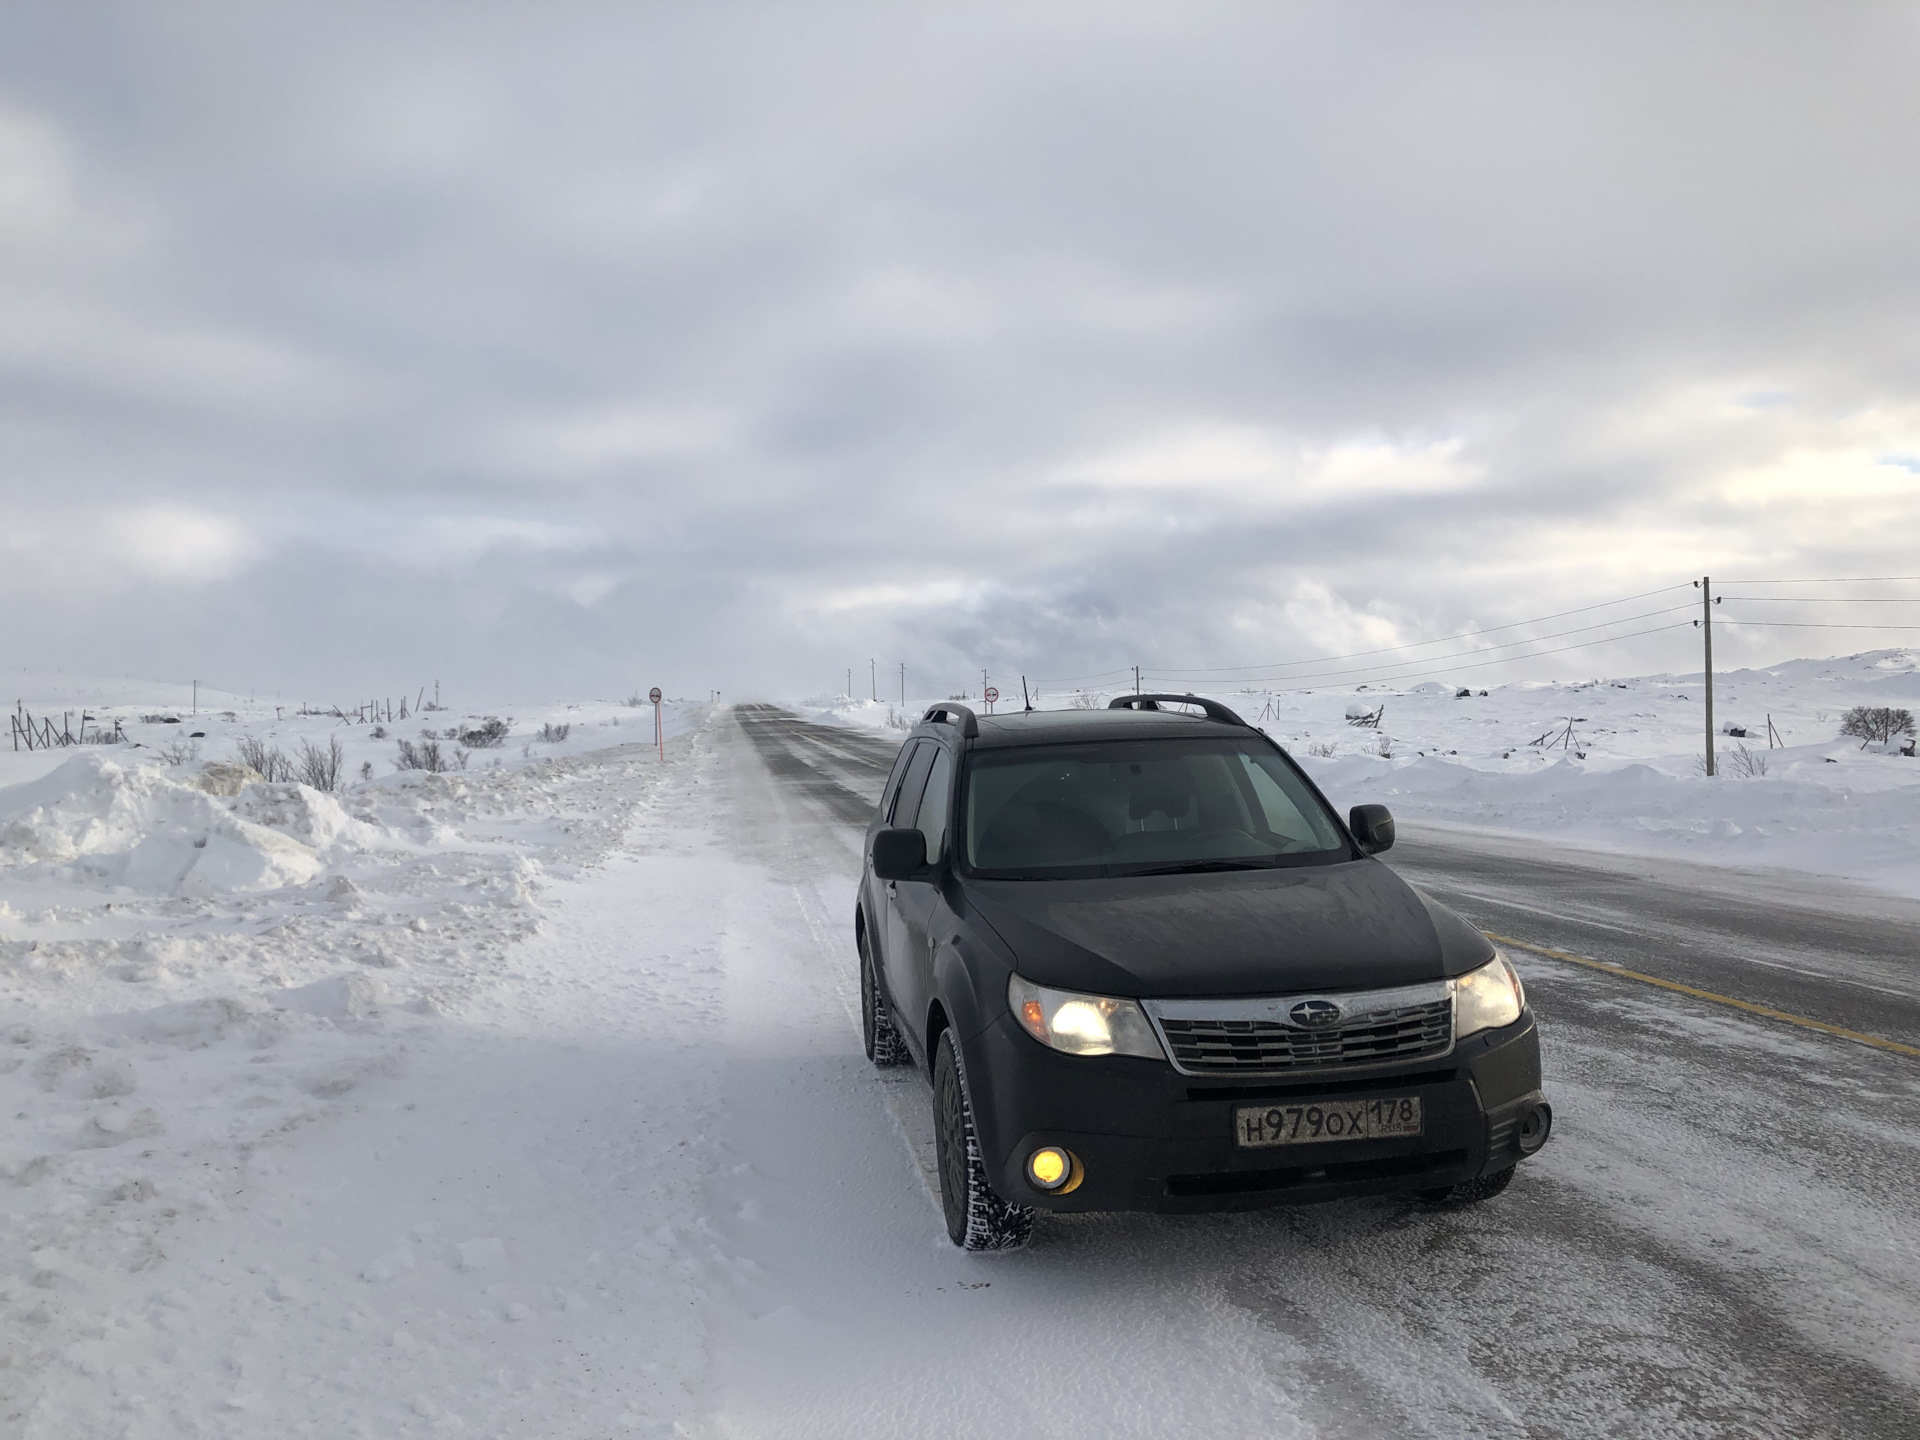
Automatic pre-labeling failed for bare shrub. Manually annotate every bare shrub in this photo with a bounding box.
[457,717,509,748]
[395,736,447,773]
[359,761,373,783]
[454,748,471,770]
[1373,735,1393,759]
[1305,740,1336,758]
[1840,706,1916,748]
[1723,743,1769,778]
[156,739,200,766]
[1069,691,1103,709]
[296,736,345,792]
[235,736,294,783]
[370,724,388,740]
[538,722,571,742]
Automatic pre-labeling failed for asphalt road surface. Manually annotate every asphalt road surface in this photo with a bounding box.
[732,703,1920,1439]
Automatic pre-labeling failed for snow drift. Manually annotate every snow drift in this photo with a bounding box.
[0,754,380,896]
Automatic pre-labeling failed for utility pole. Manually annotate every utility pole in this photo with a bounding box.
[982,668,988,700]
[191,679,199,715]
[846,668,852,698]
[1133,665,1141,695]
[870,658,876,702]
[1699,576,1716,777]
[899,662,905,706]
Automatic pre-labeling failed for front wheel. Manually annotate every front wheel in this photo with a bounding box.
[931,1031,1033,1251]
[1419,1166,1516,1206]
[859,925,910,1067]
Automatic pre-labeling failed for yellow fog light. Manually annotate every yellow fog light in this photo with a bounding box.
[1026,1146,1079,1192]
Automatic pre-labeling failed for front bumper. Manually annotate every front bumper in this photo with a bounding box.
[965,1010,1547,1214]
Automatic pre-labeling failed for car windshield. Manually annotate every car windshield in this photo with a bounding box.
[962,738,1350,879]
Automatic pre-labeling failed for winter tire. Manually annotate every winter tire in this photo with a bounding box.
[859,924,911,1068]
[932,1030,1034,1251]
[1419,1165,1516,1207]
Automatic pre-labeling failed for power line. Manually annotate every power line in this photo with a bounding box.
[1718,619,1920,631]
[1029,666,1137,685]
[1720,595,1920,603]
[1144,582,1694,676]
[1245,621,1699,693]
[1142,603,1697,688]
[1718,575,1920,585]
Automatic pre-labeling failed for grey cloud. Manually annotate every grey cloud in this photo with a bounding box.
[3,3,1918,701]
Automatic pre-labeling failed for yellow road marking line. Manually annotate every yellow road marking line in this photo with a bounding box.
[1486,931,1920,1060]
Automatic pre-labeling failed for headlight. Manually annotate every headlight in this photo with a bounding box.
[1008,975,1166,1060]
[1452,951,1526,1037]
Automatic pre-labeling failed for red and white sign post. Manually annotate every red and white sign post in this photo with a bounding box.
[983,685,999,714]
[650,686,663,760]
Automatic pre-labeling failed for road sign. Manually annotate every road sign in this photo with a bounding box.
[984,686,999,703]
[649,686,662,704]
[650,687,663,760]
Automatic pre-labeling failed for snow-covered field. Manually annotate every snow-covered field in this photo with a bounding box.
[807,648,1920,897]
[4,656,1919,1436]
[0,676,700,1433]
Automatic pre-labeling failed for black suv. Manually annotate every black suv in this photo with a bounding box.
[856,696,1551,1250]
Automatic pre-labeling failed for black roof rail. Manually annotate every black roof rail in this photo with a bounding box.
[921,702,980,738]
[1108,693,1252,728]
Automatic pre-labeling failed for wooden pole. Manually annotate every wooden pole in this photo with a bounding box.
[1702,577,1716,777]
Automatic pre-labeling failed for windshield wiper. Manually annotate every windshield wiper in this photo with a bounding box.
[1120,858,1283,877]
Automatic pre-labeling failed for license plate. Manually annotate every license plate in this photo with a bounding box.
[1235,1096,1423,1148]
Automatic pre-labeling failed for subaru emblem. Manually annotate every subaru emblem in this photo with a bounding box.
[1289,999,1343,1028]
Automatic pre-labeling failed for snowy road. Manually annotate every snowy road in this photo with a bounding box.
[1383,828,1920,1046]
[13,707,1919,1437]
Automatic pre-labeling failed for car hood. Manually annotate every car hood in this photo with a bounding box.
[967,859,1491,998]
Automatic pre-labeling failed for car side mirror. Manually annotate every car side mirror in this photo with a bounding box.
[872,827,929,881]
[1349,804,1395,855]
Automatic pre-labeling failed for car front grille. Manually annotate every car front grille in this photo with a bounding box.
[1153,997,1453,1074]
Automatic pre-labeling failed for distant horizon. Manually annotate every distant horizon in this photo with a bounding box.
[7,641,1918,717]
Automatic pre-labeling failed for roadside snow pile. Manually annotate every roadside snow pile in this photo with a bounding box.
[1301,749,1920,893]
[0,710,703,1424]
[0,754,381,896]
[1275,651,1920,893]
[797,695,917,732]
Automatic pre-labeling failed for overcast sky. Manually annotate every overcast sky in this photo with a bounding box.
[4,3,1919,703]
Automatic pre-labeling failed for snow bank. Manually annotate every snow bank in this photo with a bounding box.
[796,695,918,733]
[1,700,710,1429]
[0,755,365,895]
[1301,732,1920,895]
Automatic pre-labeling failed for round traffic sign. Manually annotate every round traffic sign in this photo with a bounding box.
[984,686,999,703]
[648,686,662,704]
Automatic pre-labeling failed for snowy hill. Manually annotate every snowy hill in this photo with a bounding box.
[809,650,1920,897]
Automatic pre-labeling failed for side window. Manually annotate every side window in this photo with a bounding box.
[890,743,936,828]
[879,741,920,824]
[914,746,954,862]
